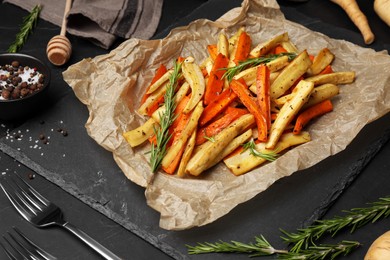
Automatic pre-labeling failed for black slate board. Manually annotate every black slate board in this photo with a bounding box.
[1,0,390,259]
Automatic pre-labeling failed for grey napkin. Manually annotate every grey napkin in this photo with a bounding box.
[4,0,163,49]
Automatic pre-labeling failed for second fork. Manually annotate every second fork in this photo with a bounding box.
[0,173,122,260]
[0,226,57,260]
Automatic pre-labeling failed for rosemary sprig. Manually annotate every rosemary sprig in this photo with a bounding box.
[278,241,360,260]
[242,139,278,161]
[150,61,182,173]
[281,196,390,253]
[223,52,297,82]
[186,196,390,259]
[8,5,42,53]
[187,235,288,257]
[187,236,359,259]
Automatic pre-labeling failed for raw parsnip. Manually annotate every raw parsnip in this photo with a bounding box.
[331,0,375,44]
[374,0,390,27]
[365,231,390,260]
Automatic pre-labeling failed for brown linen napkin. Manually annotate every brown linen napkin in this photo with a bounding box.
[4,0,163,49]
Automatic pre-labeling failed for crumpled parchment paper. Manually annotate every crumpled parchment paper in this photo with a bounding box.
[63,0,390,230]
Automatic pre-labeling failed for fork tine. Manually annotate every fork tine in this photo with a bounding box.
[0,176,36,222]
[0,173,52,220]
[13,174,50,207]
[5,232,33,260]
[12,227,57,260]
[1,227,57,260]
[0,240,19,260]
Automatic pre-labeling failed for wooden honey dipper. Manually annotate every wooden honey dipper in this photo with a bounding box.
[46,0,72,66]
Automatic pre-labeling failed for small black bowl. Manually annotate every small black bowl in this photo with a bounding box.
[0,53,51,121]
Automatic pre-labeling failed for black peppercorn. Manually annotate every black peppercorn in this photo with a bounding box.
[11,61,19,68]
[0,60,46,101]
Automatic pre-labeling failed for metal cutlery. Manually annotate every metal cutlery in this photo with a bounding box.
[0,173,122,260]
[0,226,56,260]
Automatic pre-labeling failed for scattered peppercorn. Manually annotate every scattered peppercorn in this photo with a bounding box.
[56,127,68,137]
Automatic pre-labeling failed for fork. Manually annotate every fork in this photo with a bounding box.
[0,226,57,260]
[0,173,122,260]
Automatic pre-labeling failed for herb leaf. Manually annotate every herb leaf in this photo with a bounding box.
[8,5,42,53]
[186,236,359,259]
[277,241,360,260]
[223,52,297,82]
[150,61,182,173]
[187,196,390,259]
[187,235,287,256]
[242,139,278,161]
[281,196,390,253]
[203,135,215,143]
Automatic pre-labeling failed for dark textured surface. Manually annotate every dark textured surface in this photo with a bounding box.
[0,0,390,259]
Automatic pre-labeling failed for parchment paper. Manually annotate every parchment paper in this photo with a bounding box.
[63,0,390,230]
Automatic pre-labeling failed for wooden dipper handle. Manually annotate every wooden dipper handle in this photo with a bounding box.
[47,0,73,66]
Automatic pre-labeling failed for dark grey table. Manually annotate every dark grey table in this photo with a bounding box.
[1,0,389,259]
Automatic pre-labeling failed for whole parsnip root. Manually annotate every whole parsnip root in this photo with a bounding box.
[365,231,390,260]
[331,0,375,44]
[374,0,390,27]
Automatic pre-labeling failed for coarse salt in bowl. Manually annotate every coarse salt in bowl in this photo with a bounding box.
[0,53,51,121]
